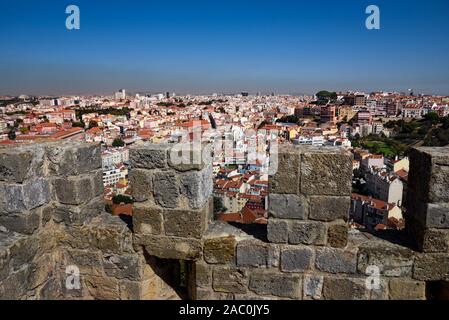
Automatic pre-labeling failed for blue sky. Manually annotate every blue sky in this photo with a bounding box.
[1,0,449,95]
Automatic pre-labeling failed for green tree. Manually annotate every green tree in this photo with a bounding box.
[8,129,16,140]
[19,127,29,134]
[88,120,98,129]
[112,138,125,147]
[72,121,85,128]
[441,116,449,129]
[276,115,299,124]
[423,112,440,125]
[213,196,227,216]
[112,195,133,205]
[316,90,337,100]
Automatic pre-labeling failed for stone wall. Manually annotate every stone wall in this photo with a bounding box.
[406,147,449,253]
[0,142,178,300]
[1,142,449,300]
[129,143,214,262]
[187,146,429,300]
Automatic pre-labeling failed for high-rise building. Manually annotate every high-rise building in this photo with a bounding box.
[115,89,126,100]
[354,95,366,106]
[320,105,337,124]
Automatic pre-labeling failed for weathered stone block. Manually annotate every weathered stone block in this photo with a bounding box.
[62,249,103,276]
[408,200,449,229]
[164,207,208,239]
[288,221,326,245]
[91,169,104,197]
[0,266,32,300]
[8,236,39,272]
[57,225,91,250]
[0,210,40,235]
[388,279,426,300]
[41,205,53,226]
[28,254,54,292]
[357,242,414,277]
[413,253,449,281]
[303,274,324,300]
[129,169,153,202]
[203,236,235,264]
[300,148,352,196]
[53,175,94,205]
[0,146,44,183]
[212,267,247,294]
[102,254,142,281]
[179,164,213,209]
[138,234,202,260]
[268,194,308,219]
[322,277,367,300]
[309,196,350,222]
[129,143,168,169]
[52,198,104,225]
[316,247,357,274]
[1,178,50,213]
[133,203,163,235]
[267,219,288,243]
[236,241,277,267]
[0,249,9,282]
[46,142,101,176]
[195,261,211,288]
[168,144,211,172]
[408,147,449,203]
[233,294,272,300]
[280,247,313,272]
[249,271,301,299]
[36,276,64,300]
[119,280,142,300]
[90,213,134,254]
[327,221,348,248]
[153,171,179,208]
[269,146,300,194]
[421,228,449,253]
[83,274,120,300]
[195,288,233,300]
[367,279,389,300]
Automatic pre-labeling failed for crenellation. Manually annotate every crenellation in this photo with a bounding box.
[407,146,449,254]
[1,142,449,300]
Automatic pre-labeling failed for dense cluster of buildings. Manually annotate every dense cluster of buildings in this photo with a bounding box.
[1,89,448,228]
[351,150,409,230]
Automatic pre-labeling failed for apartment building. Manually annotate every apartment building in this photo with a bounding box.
[351,193,403,230]
[365,169,404,206]
[102,148,129,169]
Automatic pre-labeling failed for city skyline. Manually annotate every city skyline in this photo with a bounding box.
[1,0,449,96]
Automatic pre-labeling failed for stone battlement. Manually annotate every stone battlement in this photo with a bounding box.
[1,142,448,299]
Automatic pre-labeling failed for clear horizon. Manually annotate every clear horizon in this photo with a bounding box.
[1,0,449,96]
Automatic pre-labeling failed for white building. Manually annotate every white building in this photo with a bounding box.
[102,148,129,169]
[114,89,126,100]
[293,135,324,146]
[365,169,404,207]
[103,166,128,187]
